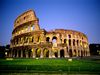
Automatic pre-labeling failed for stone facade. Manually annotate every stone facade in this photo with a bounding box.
[10,9,90,58]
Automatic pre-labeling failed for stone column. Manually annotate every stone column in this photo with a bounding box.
[82,43,84,56]
[49,48,52,58]
[66,47,69,57]
[76,48,78,57]
[21,50,23,58]
[58,49,60,58]
[78,40,81,56]
[75,40,78,56]
[71,39,73,57]
[32,48,36,58]
[40,48,43,58]
[25,49,29,58]
[57,34,61,44]
[62,39,64,43]
[34,35,37,43]
[80,49,82,57]
[64,47,67,58]
[26,50,28,58]
[67,34,69,57]
[52,48,56,58]
[50,37,52,43]
[16,50,19,58]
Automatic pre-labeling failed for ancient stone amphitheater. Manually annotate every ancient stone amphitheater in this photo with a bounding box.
[10,9,90,58]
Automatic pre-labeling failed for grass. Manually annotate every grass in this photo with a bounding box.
[0,58,100,74]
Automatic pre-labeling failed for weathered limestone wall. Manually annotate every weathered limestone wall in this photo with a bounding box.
[9,10,90,58]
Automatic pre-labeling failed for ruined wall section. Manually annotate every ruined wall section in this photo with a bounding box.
[9,10,90,58]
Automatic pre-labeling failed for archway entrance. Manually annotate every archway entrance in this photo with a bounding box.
[54,52,58,58]
[36,49,41,57]
[18,50,21,57]
[78,50,80,56]
[23,50,26,57]
[52,36,57,47]
[15,50,17,57]
[60,49,64,58]
[73,50,76,56]
[46,37,50,42]
[69,49,72,57]
[81,50,83,57]
[28,49,32,58]
[44,49,49,57]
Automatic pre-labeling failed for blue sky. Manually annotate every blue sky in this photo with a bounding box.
[0,0,100,45]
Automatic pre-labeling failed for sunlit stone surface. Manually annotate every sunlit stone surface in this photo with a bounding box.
[9,9,90,58]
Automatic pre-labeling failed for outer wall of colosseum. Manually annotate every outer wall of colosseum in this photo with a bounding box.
[9,10,90,58]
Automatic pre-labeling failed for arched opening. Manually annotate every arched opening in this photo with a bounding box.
[81,51,83,57]
[82,37,83,40]
[28,49,32,58]
[77,40,79,46]
[36,49,41,57]
[64,39,66,44]
[60,49,64,58]
[32,37,34,42]
[68,34,71,38]
[38,37,41,42]
[78,50,80,56]
[43,49,49,57]
[46,37,50,42]
[69,39,71,46]
[52,36,57,43]
[54,52,58,58]
[52,36,57,47]
[66,47,68,53]
[73,39,75,46]
[24,37,28,43]
[73,49,76,56]
[30,37,34,42]
[16,38,18,44]
[69,49,72,57]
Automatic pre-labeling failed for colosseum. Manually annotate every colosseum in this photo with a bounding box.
[9,9,90,58]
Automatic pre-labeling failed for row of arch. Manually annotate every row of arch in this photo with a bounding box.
[8,48,89,58]
[11,33,88,49]
[13,25,34,37]
[46,36,87,48]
